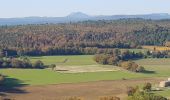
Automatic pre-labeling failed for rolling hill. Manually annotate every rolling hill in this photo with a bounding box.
[0,12,170,25]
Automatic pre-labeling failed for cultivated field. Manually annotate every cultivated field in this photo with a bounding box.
[1,55,170,99]
[1,77,165,100]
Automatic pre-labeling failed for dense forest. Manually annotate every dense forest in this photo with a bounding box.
[1,19,170,56]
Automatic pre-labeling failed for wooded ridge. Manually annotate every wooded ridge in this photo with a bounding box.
[1,19,170,56]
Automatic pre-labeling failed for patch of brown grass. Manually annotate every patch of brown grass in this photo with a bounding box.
[142,46,170,51]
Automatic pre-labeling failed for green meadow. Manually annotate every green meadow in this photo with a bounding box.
[29,55,97,66]
[0,56,170,86]
[0,69,147,86]
[1,55,170,97]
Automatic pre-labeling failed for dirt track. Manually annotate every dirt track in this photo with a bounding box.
[2,77,165,100]
[55,65,119,73]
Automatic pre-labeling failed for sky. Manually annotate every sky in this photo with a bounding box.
[0,0,170,18]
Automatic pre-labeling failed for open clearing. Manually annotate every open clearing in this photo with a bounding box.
[55,65,119,73]
[1,77,165,100]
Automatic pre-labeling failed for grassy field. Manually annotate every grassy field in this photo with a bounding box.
[154,89,170,97]
[0,56,170,86]
[135,58,170,77]
[29,55,170,77]
[1,55,170,98]
[0,69,148,86]
[29,55,97,66]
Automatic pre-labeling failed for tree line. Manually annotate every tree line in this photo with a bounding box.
[94,49,170,72]
[0,57,45,69]
[0,19,170,56]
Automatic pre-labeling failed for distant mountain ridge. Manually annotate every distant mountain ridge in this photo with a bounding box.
[0,12,170,25]
[67,12,90,18]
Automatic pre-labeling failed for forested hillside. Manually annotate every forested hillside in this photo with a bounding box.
[1,19,170,56]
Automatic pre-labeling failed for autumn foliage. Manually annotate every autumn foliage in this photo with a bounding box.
[1,19,170,56]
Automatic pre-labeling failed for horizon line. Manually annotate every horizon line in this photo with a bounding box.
[0,12,169,19]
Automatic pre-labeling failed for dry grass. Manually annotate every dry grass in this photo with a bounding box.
[3,77,164,100]
[54,65,119,73]
[142,46,170,51]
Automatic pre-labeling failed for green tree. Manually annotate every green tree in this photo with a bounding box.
[11,59,23,68]
[32,60,44,68]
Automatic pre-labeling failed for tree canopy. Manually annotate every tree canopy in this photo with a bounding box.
[1,19,170,56]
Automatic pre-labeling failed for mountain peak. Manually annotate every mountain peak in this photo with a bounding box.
[67,12,90,18]
[151,13,169,16]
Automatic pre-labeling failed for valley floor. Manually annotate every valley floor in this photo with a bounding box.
[1,77,166,100]
[1,56,170,99]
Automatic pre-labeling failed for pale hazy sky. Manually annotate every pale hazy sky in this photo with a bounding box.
[0,0,170,18]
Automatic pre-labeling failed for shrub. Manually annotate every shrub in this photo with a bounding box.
[49,64,56,70]
[11,59,23,68]
[107,56,119,65]
[127,86,139,96]
[94,54,109,65]
[143,82,152,92]
[127,83,168,100]
[128,91,168,100]
[0,58,44,69]
[136,66,145,72]
[22,60,32,68]
[32,60,44,68]
[120,61,145,72]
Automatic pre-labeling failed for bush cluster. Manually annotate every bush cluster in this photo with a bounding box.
[94,49,144,65]
[0,58,45,69]
[119,61,145,72]
[147,50,170,58]
[94,49,145,72]
[127,83,168,100]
